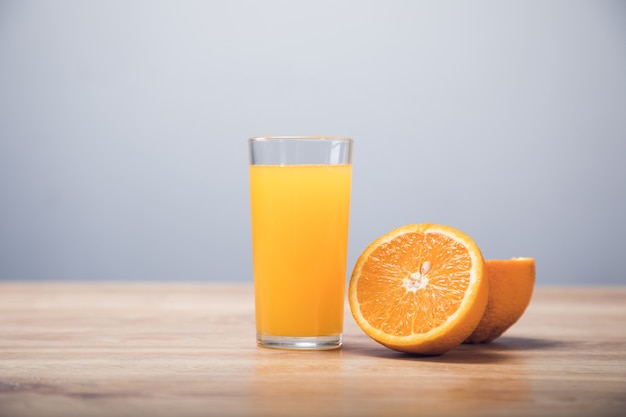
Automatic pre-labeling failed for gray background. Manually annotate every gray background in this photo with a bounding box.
[1,0,625,285]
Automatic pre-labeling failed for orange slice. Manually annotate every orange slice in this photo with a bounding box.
[348,224,488,355]
[464,258,535,344]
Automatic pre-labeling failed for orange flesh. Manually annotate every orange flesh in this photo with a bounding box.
[356,231,472,336]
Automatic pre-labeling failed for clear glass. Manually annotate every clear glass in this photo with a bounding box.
[249,136,353,350]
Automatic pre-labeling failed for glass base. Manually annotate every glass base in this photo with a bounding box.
[257,333,342,350]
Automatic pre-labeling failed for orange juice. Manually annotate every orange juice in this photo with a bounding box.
[250,164,352,337]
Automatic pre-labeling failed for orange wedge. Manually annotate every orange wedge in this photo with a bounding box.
[464,258,535,344]
[348,224,488,355]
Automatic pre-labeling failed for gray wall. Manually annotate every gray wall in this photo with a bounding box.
[1,0,625,284]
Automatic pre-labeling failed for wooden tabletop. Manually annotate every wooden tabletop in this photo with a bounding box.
[0,283,624,417]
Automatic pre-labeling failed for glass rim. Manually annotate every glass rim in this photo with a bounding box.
[249,136,353,142]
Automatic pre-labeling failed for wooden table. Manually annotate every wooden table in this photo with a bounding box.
[0,284,624,417]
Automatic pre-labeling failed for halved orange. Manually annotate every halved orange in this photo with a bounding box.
[348,223,488,355]
[464,258,535,344]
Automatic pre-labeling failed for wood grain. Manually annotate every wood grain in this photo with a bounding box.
[1,283,625,417]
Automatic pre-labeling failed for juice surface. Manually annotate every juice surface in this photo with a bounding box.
[250,164,352,337]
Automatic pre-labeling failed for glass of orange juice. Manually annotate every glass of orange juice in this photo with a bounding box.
[249,136,353,350]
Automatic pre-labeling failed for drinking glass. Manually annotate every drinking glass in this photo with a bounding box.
[249,136,353,350]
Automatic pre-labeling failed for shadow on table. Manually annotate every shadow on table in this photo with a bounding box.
[479,336,565,351]
[342,335,565,364]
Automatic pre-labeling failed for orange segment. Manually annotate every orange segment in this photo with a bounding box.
[349,224,488,355]
[464,258,535,344]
